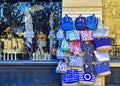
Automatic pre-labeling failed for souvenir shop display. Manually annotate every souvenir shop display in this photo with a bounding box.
[55,14,111,85]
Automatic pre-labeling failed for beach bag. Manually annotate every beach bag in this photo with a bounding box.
[69,30,80,41]
[83,64,95,74]
[80,29,93,41]
[62,69,79,84]
[56,48,66,59]
[86,15,98,30]
[60,15,73,30]
[94,51,110,62]
[81,42,95,52]
[94,62,111,76]
[68,56,83,66]
[79,71,96,85]
[93,26,109,38]
[69,41,82,54]
[56,60,67,74]
[56,29,64,41]
[75,16,86,30]
[61,39,70,51]
[83,52,96,63]
[93,37,112,52]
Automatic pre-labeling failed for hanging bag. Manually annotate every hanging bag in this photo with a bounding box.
[62,69,79,84]
[69,41,82,54]
[81,42,95,52]
[83,52,96,63]
[93,37,112,52]
[75,16,86,30]
[56,28,64,41]
[94,62,111,76]
[79,71,96,85]
[93,26,109,38]
[56,48,66,59]
[56,60,67,74]
[80,29,93,41]
[94,51,110,62]
[86,15,98,30]
[68,55,83,66]
[69,30,80,41]
[61,39,70,51]
[60,15,73,30]
[83,64,95,74]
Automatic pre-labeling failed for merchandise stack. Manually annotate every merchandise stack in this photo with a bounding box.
[55,14,112,85]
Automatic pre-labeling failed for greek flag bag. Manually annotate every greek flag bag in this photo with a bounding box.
[56,48,66,59]
[94,51,110,62]
[61,39,70,51]
[56,60,67,74]
[68,56,83,66]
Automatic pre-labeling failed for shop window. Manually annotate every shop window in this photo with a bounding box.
[105,67,120,86]
[0,1,62,60]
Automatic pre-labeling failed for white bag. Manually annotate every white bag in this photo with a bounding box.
[94,51,110,62]
[93,26,109,38]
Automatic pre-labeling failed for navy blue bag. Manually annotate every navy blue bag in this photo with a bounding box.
[93,37,112,52]
[75,16,86,30]
[62,69,79,84]
[86,15,98,30]
[94,62,111,76]
[83,52,96,63]
[83,64,96,74]
[60,15,73,30]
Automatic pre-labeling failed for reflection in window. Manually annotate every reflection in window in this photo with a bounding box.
[105,68,120,86]
[0,1,62,60]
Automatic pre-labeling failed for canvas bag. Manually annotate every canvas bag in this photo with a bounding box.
[79,71,96,85]
[75,16,86,30]
[81,42,95,52]
[62,69,79,84]
[93,26,109,38]
[56,28,64,41]
[69,41,82,54]
[80,29,93,41]
[86,15,98,30]
[69,30,80,41]
[83,64,95,74]
[93,37,112,52]
[60,15,73,30]
[68,56,83,66]
[94,62,111,76]
[61,39,70,51]
[83,52,96,63]
[56,60,67,74]
[56,48,66,59]
[94,51,110,62]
